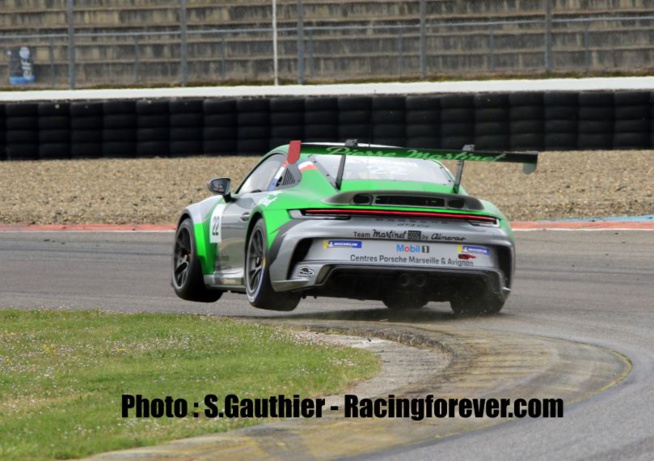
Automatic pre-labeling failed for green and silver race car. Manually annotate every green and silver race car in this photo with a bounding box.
[172,141,537,315]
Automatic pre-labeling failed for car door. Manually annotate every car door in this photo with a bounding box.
[215,153,286,282]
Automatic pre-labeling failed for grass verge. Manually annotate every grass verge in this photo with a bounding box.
[0,309,379,460]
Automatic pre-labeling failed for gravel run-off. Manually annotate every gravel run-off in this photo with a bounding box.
[0,151,652,225]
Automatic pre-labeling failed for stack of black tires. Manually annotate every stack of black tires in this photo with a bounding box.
[2,91,654,161]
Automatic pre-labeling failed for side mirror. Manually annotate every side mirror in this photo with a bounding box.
[208,178,231,200]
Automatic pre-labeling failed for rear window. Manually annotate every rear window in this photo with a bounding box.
[313,155,453,185]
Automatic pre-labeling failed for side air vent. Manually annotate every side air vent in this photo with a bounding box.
[280,169,296,186]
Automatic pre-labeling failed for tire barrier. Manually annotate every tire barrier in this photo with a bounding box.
[71,101,104,159]
[0,104,5,160]
[204,99,237,155]
[338,97,374,145]
[544,92,578,151]
[304,97,338,142]
[578,92,614,150]
[371,97,406,147]
[405,96,440,149]
[439,94,475,150]
[38,102,71,160]
[2,91,654,161]
[236,98,270,155]
[102,100,137,158]
[270,98,305,150]
[4,102,39,160]
[613,91,650,149]
[509,92,544,151]
[169,99,203,157]
[474,93,510,151]
[137,100,170,157]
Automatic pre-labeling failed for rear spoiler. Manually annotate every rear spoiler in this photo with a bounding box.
[286,140,538,192]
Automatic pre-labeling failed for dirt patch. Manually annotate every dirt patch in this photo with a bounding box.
[1,151,652,224]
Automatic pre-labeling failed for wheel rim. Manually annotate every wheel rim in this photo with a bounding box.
[173,227,192,288]
[246,228,265,296]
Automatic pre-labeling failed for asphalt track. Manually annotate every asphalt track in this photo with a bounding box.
[1,229,653,460]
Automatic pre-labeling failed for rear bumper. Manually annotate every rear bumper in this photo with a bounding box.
[272,264,510,302]
[268,217,514,302]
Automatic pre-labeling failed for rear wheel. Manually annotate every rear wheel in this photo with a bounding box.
[450,292,504,316]
[172,219,223,302]
[246,219,300,311]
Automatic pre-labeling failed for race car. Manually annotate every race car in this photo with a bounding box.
[172,140,537,315]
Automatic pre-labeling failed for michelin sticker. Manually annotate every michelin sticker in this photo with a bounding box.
[209,204,226,244]
[458,245,490,256]
[324,240,363,249]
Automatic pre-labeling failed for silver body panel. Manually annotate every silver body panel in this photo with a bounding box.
[268,216,513,301]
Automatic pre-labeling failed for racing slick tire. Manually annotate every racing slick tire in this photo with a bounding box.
[172,219,223,303]
[450,291,504,317]
[246,219,300,312]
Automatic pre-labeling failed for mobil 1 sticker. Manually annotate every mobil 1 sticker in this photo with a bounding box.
[306,240,494,268]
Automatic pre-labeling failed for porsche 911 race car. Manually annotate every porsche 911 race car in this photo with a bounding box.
[172,141,537,315]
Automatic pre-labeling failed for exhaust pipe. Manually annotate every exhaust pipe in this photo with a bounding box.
[397,273,428,289]
[398,273,412,288]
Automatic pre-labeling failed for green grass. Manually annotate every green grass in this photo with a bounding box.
[0,309,379,460]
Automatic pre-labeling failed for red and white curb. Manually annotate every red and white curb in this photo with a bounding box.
[0,223,176,232]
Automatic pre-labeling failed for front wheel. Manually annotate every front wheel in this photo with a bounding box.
[172,219,223,303]
[245,219,300,311]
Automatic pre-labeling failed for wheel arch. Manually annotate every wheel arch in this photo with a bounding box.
[176,211,192,227]
[172,217,223,303]
[245,211,265,245]
[244,211,300,311]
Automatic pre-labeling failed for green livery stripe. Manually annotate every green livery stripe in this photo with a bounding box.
[193,221,214,275]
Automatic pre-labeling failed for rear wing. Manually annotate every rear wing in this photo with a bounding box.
[286,140,538,192]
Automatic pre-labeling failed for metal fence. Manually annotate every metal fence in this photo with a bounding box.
[3,11,654,89]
